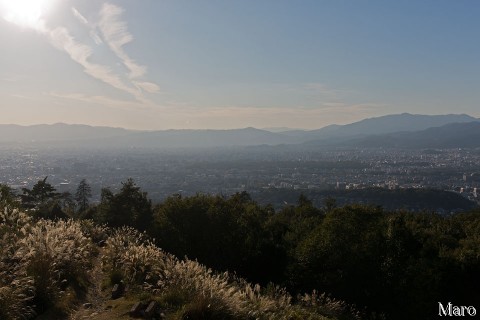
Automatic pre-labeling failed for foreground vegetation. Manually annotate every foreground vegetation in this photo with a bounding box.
[0,202,356,319]
[1,179,479,319]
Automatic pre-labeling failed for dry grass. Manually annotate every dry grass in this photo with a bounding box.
[0,208,35,319]
[101,227,339,319]
[0,208,353,320]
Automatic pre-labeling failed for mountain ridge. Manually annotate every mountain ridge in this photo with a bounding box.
[339,121,480,149]
[296,113,478,139]
[1,113,478,148]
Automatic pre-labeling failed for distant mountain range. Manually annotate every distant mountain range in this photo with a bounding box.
[0,123,131,142]
[339,121,480,149]
[313,113,476,136]
[281,113,478,139]
[0,113,479,149]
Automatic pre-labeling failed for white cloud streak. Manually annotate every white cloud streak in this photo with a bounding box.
[48,91,149,110]
[71,7,88,25]
[46,90,386,129]
[133,81,161,94]
[47,26,144,100]
[303,82,355,99]
[194,104,381,129]
[1,77,20,82]
[99,3,147,80]
[3,1,159,103]
[72,7,103,45]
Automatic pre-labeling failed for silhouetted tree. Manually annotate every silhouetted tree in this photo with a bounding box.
[20,177,69,219]
[75,179,92,215]
[153,192,287,284]
[323,196,337,212]
[95,179,153,231]
[21,177,58,209]
[0,183,19,211]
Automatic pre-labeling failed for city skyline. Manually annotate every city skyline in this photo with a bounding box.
[1,0,479,130]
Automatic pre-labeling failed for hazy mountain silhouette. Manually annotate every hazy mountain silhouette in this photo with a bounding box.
[105,127,295,148]
[0,123,132,142]
[339,122,480,149]
[287,113,478,141]
[0,124,295,147]
[0,113,478,148]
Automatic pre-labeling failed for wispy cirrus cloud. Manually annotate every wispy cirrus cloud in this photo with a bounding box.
[48,91,151,110]
[303,82,355,99]
[69,3,160,98]
[1,75,24,82]
[146,103,387,129]
[10,93,37,100]
[99,4,149,81]
[3,1,160,103]
[47,26,146,101]
[71,7,103,45]
[47,89,385,129]
[133,81,162,94]
[71,7,88,25]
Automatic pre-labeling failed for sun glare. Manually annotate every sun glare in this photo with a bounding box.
[1,0,53,29]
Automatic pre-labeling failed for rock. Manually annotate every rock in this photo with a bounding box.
[144,301,158,318]
[111,282,125,299]
[129,301,144,318]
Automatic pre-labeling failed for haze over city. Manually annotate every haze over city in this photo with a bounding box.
[1,0,479,130]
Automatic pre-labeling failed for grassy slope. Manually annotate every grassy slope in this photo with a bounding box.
[0,212,345,320]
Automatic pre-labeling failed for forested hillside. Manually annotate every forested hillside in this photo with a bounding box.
[1,179,479,319]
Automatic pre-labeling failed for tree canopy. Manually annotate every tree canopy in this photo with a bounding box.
[75,179,92,215]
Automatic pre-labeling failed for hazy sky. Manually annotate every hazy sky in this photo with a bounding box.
[1,0,479,130]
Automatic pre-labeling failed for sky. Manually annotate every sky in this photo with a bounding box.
[0,0,479,130]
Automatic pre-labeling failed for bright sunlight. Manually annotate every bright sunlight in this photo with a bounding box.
[1,0,53,29]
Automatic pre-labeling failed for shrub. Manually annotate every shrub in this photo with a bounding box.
[298,290,362,320]
[101,227,333,319]
[0,209,35,319]
[181,293,238,320]
[14,219,96,314]
[0,242,35,319]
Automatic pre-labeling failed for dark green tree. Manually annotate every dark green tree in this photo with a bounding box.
[152,192,287,284]
[21,177,58,209]
[75,179,92,215]
[323,196,337,212]
[20,177,71,219]
[0,183,19,211]
[293,205,386,309]
[95,179,153,231]
[59,191,76,217]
